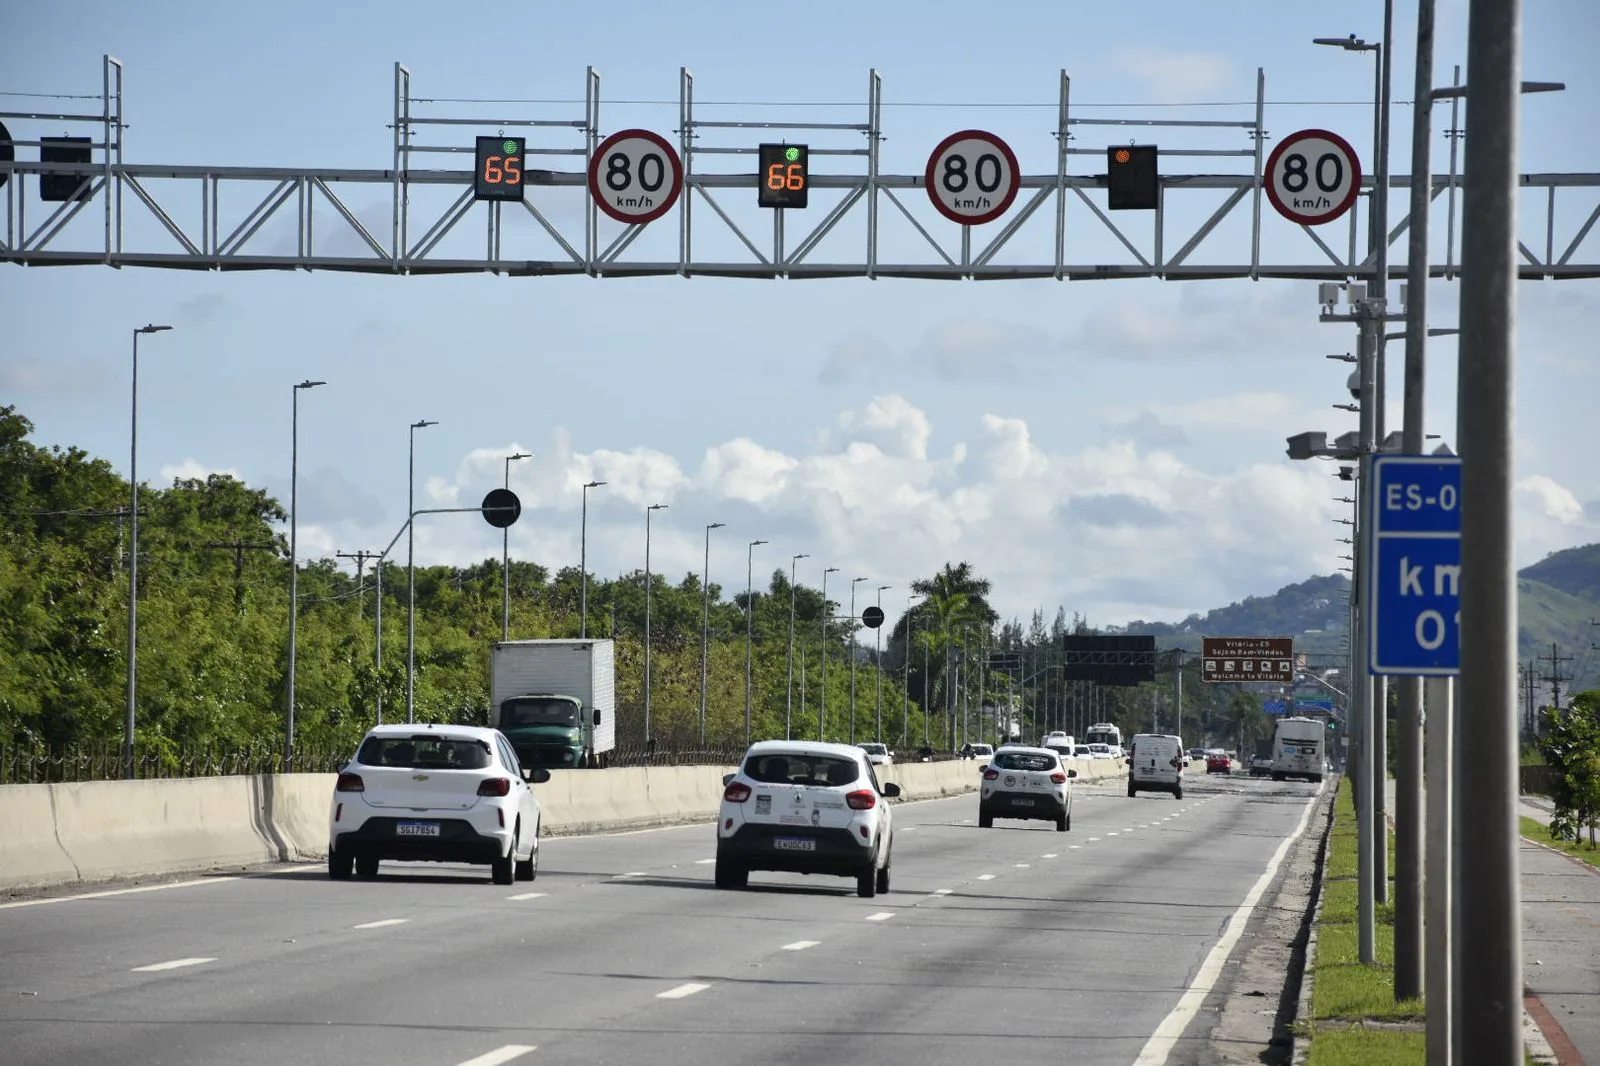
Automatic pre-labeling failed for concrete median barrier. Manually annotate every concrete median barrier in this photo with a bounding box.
[0,785,79,891]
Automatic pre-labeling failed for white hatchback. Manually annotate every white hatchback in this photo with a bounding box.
[716,740,900,897]
[980,745,1076,831]
[328,724,550,885]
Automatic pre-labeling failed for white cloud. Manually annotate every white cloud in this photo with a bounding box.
[159,459,241,484]
[1111,46,1233,103]
[915,316,1053,382]
[1518,474,1584,524]
[0,358,106,395]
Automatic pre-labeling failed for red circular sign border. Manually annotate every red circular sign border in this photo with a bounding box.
[588,128,684,226]
[1263,128,1362,226]
[924,129,1022,226]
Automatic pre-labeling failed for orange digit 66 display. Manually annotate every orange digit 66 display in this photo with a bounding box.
[757,143,808,209]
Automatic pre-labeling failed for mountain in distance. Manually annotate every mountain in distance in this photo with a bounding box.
[1111,542,1600,694]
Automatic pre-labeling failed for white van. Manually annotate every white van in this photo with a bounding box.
[1127,733,1184,799]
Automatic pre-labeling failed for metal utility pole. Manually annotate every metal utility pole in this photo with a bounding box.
[875,584,891,744]
[500,451,530,641]
[579,480,606,638]
[405,418,437,723]
[287,378,325,773]
[643,503,668,751]
[818,566,839,740]
[1425,676,1454,1066]
[1355,294,1382,966]
[1455,0,1523,1054]
[849,576,867,743]
[699,522,724,747]
[125,323,172,779]
[785,553,808,740]
[208,540,276,611]
[744,539,768,748]
[1537,642,1573,711]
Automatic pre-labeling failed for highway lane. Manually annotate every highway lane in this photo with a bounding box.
[0,772,1323,1066]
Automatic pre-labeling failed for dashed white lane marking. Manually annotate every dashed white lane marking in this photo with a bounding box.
[1013,863,1031,868]
[657,982,711,999]
[782,940,821,951]
[1133,791,1320,1066]
[976,874,996,881]
[614,871,647,878]
[1089,837,1102,842]
[694,858,716,865]
[1040,853,1058,859]
[506,892,547,901]
[131,957,215,973]
[899,826,918,831]
[1107,831,1120,836]
[0,877,241,910]
[454,1044,537,1066]
[1069,844,1082,849]
[932,889,953,896]
[352,918,408,929]
[864,912,895,921]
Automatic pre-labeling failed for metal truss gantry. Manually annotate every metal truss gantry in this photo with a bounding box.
[2,56,1598,280]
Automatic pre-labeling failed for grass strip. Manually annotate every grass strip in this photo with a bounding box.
[1519,815,1600,870]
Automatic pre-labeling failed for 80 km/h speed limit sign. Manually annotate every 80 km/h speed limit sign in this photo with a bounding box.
[1264,128,1362,226]
[589,129,683,225]
[924,129,1021,225]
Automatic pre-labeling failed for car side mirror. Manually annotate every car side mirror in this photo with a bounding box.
[521,768,533,782]
[978,764,988,773]
[881,782,901,798]
[593,709,602,726]
[527,768,552,784]
[1068,768,1079,779]
[722,773,736,787]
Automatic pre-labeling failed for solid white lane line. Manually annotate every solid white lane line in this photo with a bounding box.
[781,940,821,951]
[453,1045,537,1066]
[864,912,895,921]
[0,876,240,910]
[1132,792,1320,1066]
[694,858,716,864]
[898,825,918,831]
[506,892,547,901]
[352,918,408,929]
[976,874,996,881]
[131,957,216,973]
[657,982,711,1000]
[932,889,954,896]
[614,871,647,878]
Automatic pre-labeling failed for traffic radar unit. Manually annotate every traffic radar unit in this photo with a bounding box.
[758,143,809,209]
[474,137,526,202]
[480,488,522,529]
[1106,145,1159,211]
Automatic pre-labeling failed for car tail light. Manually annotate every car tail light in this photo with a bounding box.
[845,789,876,811]
[1050,772,1067,784]
[724,781,752,803]
[335,772,364,792]
[477,777,512,797]
[983,769,999,781]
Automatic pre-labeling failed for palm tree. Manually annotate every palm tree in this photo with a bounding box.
[891,562,999,741]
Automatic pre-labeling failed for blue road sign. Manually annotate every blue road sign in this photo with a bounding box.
[1368,455,1462,675]
[1264,698,1289,715]
[1296,695,1336,713]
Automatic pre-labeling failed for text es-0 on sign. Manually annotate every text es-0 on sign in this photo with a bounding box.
[474,137,526,202]
[758,143,808,209]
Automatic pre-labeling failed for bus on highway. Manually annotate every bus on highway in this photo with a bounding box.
[1271,716,1325,783]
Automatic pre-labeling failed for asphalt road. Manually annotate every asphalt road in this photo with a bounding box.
[0,772,1323,1066]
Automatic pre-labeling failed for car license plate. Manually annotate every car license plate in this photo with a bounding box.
[396,821,439,837]
[1012,798,1034,806]
[773,836,816,852]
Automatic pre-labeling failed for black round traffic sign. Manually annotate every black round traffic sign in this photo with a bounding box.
[480,488,521,528]
[861,605,885,629]
[0,120,13,192]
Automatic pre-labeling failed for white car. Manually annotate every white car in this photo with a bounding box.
[980,745,1077,831]
[716,740,900,897]
[858,742,894,766]
[1087,743,1116,760]
[328,724,550,885]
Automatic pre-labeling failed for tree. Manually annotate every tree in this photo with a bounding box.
[1539,691,1600,847]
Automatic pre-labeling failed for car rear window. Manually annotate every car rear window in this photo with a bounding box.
[356,735,492,770]
[744,752,861,787]
[992,752,1058,772]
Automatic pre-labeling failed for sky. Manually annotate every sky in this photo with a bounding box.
[3,0,1598,636]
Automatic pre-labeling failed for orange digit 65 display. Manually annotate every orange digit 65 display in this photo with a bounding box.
[474,136,527,202]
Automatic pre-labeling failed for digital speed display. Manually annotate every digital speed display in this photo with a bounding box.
[757,143,808,209]
[474,136,526,202]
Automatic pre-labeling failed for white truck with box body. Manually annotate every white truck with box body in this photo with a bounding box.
[1271,715,1325,783]
[491,639,616,770]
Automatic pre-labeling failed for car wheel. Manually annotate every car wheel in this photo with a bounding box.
[355,853,379,878]
[978,810,993,829]
[1173,785,1183,801]
[875,857,890,895]
[327,843,353,880]
[515,824,537,882]
[1064,810,1072,832]
[714,856,746,889]
[856,866,877,898]
[1272,772,1284,782]
[1056,814,1068,832]
[491,846,515,885]
[1127,782,1137,798]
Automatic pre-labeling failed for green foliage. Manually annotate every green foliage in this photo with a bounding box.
[1538,691,1600,846]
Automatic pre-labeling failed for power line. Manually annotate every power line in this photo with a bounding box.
[410,95,1403,110]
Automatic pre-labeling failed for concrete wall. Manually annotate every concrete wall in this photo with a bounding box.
[0,753,1199,894]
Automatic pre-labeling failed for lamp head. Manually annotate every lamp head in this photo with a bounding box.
[751,539,768,547]
[296,379,326,390]
[137,324,173,334]
[508,451,531,461]
[585,480,606,489]
[708,522,725,530]
[649,503,669,512]
[412,419,438,429]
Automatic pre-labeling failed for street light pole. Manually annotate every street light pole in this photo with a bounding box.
[405,419,438,723]
[903,595,922,750]
[644,503,668,751]
[125,323,172,780]
[745,539,768,748]
[501,451,530,641]
[286,379,325,773]
[876,585,891,744]
[700,522,725,747]
[849,576,867,743]
[579,480,606,639]
[819,566,839,741]
[785,553,809,740]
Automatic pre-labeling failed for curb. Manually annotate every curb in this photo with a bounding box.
[1289,783,1341,1066]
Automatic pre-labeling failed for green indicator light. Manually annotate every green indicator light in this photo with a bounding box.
[503,139,520,155]
[785,146,800,162]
